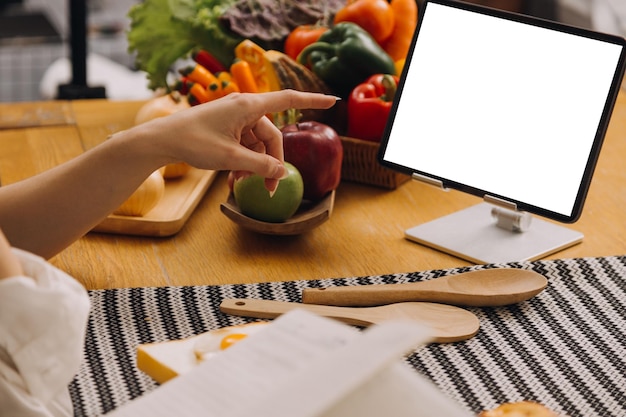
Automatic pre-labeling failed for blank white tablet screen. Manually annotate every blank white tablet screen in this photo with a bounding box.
[381,2,623,219]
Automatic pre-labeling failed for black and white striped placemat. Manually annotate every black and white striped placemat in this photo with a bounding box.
[70,256,626,417]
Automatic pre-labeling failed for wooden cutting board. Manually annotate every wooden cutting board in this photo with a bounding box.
[92,168,218,237]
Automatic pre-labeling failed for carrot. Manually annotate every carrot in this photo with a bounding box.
[230,59,259,93]
[179,64,219,89]
[382,0,418,62]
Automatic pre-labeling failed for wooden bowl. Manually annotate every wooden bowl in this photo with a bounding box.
[220,190,335,235]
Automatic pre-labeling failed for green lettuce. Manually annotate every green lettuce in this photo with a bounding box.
[127,0,242,90]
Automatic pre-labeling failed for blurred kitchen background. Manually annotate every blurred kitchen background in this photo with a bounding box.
[0,0,624,102]
[0,0,147,102]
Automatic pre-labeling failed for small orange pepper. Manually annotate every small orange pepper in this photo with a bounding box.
[206,82,225,100]
[230,59,259,93]
[179,64,219,89]
[220,80,240,95]
[216,71,233,83]
[187,82,210,105]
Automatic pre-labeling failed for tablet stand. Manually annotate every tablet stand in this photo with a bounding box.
[404,183,583,264]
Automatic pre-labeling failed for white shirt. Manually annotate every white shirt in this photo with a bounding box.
[0,248,90,417]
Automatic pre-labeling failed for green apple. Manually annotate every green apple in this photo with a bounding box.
[233,162,304,223]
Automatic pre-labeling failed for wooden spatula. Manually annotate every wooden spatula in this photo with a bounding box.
[220,298,480,343]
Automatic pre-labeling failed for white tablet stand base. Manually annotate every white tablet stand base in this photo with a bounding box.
[404,199,583,264]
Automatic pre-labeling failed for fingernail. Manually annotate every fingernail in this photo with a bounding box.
[266,176,279,196]
[234,173,251,183]
[268,181,278,197]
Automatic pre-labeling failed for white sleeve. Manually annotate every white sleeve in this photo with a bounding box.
[0,248,91,417]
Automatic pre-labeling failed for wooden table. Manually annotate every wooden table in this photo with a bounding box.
[1,96,625,290]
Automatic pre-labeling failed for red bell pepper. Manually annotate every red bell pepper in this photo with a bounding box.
[347,74,399,142]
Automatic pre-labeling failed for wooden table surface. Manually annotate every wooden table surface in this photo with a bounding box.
[1,95,625,290]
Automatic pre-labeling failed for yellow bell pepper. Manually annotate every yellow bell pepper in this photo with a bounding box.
[234,40,281,92]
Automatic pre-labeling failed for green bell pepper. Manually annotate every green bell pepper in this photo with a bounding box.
[297,22,397,97]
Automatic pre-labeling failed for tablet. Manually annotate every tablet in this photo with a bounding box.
[379,0,626,224]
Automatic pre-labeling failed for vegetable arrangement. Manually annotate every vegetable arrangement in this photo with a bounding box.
[123,0,419,221]
[127,0,345,90]
[167,40,334,126]
[125,0,419,219]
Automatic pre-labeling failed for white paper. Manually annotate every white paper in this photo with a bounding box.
[107,309,471,417]
[233,318,435,417]
[107,310,360,417]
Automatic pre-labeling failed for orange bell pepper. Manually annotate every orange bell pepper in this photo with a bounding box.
[334,0,396,45]
[382,0,419,61]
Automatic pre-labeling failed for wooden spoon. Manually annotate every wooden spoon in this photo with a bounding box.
[219,298,480,343]
[302,268,547,307]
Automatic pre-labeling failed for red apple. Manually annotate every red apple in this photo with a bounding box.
[282,121,343,202]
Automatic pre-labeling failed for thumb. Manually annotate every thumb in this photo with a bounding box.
[230,148,287,191]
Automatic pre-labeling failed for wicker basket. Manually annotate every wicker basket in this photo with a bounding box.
[340,136,410,189]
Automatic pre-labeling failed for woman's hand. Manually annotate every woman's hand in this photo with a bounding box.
[141,90,337,192]
[0,90,337,259]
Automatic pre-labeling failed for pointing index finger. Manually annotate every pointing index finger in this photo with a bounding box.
[258,90,338,115]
